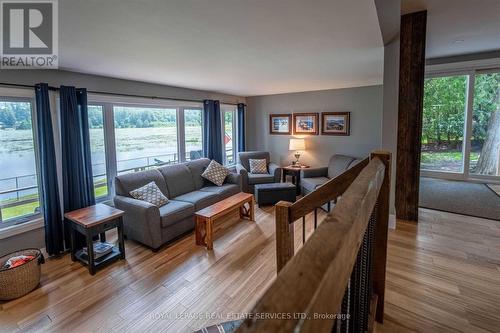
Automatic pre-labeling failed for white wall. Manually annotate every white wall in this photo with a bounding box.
[246,85,384,167]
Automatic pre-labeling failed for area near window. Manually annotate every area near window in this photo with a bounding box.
[86,98,205,200]
[0,98,41,227]
[421,70,500,180]
[222,105,238,166]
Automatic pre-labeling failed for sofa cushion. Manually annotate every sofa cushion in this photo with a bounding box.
[200,184,240,199]
[159,200,195,228]
[238,151,270,172]
[247,173,275,185]
[129,181,169,207]
[158,163,196,198]
[115,169,168,198]
[301,177,330,192]
[201,160,230,186]
[328,155,356,179]
[186,158,211,189]
[249,159,268,174]
[174,190,219,210]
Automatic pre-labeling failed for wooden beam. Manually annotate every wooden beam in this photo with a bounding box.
[396,10,427,221]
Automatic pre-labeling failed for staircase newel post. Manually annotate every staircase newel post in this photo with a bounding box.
[275,201,294,273]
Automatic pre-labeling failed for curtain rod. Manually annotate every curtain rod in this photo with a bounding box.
[0,82,243,106]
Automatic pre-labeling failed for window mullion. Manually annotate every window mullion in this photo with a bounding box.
[103,102,117,198]
[463,72,476,179]
[178,107,186,163]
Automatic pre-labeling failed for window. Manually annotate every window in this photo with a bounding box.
[420,69,500,180]
[469,72,500,176]
[88,105,108,199]
[0,98,41,226]
[184,109,203,161]
[113,105,178,175]
[222,106,237,166]
[421,75,468,172]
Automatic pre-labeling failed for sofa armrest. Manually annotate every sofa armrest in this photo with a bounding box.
[301,167,328,179]
[269,163,282,183]
[236,164,249,192]
[225,172,242,189]
[113,195,162,249]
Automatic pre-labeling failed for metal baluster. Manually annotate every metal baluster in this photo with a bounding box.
[302,216,306,244]
[314,208,318,229]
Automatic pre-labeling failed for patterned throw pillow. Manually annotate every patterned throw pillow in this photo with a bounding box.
[249,159,268,174]
[202,160,230,186]
[129,181,169,207]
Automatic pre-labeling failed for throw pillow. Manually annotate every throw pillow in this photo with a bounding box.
[249,159,268,174]
[129,181,169,207]
[202,160,230,186]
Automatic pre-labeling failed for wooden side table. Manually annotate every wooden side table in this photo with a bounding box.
[282,165,310,195]
[65,204,125,275]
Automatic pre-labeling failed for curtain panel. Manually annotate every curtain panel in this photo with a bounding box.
[237,103,246,152]
[203,100,223,163]
[35,83,64,255]
[60,86,96,249]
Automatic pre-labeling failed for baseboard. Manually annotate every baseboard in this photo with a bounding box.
[389,214,396,229]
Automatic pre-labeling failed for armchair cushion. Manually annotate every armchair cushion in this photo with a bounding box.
[301,167,328,179]
[249,159,268,174]
[301,177,330,192]
[247,173,276,185]
[328,155,356,179]
[159,200,195,228]
[238,151,270,171]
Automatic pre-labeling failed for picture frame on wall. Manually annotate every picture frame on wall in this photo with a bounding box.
[269,114,292,135]
[321,112,350,136]
[293,113,319,135]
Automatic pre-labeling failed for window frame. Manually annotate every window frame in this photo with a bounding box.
[221,105,238,166]
[421,66,500,183]
[0,95,43,228]
[87,96,205,200]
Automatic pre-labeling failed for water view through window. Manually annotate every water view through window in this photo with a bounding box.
[113,106,178,175]
[0,100,40,224]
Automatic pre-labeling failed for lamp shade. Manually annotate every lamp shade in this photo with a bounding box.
[289,138,305,151]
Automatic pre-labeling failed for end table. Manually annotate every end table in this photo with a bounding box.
[65,204,125,275]
[282,165,310,195]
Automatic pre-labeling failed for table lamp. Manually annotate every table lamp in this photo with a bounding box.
[289,138,306,166]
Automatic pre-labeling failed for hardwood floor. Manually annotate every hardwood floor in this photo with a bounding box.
[1,206,499,332]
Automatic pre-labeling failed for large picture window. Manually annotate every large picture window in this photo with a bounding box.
[421,69,500,180]
[0,98,41,226]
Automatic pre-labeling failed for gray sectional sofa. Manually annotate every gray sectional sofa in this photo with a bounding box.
[300,154,362,196]
[114,158,241,251]
[236,151,282,193]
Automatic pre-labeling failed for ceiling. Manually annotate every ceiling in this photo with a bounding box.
[402,0,500,59]
[59,0,383,97]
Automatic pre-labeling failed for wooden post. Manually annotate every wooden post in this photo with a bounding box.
[370,150,391,323]
[275,201,294,273]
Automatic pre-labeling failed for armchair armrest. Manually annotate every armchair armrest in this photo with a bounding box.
[113,195,162,249]
[269,163,282,183]
[236,164,249,192]
[301,167,328,179]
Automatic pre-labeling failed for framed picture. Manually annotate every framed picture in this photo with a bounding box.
[293,113,319,135]
[321,112,350,136]
[269,114,292,135]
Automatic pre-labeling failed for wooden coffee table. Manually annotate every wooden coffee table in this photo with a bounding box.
[195,192,255,250]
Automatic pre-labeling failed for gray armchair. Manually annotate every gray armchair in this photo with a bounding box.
[237,151,282,193]
[300,155,362,209]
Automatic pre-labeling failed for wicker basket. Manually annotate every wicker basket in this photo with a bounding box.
[0,249,44,300]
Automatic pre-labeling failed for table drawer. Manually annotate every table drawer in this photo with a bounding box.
[91,219,119,234]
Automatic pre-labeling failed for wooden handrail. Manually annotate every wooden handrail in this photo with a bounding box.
[289,157,369,221]
[275,157,369,272]
[237,151,391,333]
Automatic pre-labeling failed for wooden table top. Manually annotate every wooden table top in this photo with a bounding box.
[195,192,253,219]
[64,203,124,228]
[283,165,310,170]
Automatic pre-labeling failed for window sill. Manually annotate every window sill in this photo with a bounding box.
[0,218,44,240]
